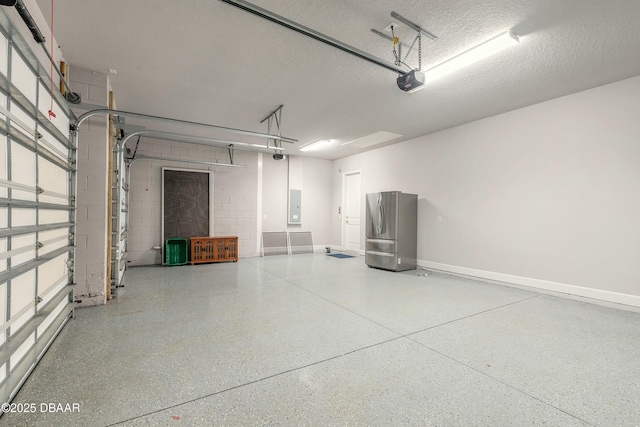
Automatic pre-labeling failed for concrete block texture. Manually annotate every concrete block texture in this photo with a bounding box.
[88,84,108,105]
[72,65,110,305]
[75,220,107,237]
[77,189,107,206]
[70,67,108,87]
[74,247,106,266]
[74,263,107,306]
[87,205,106,222]
[87,116,108,132]
[87,175,107,191]
[76,205,88,221]
[77,138,90,161]
[126,250,160,266]
[126,139,259,265]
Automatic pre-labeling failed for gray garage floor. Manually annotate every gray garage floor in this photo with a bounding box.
[2,254,640,426]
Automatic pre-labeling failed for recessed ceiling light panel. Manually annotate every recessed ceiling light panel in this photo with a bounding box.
[299,139,334,152]
[342,131,403,148]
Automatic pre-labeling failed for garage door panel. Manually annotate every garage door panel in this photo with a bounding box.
[38,228,70,257]
[0,237,6,272]
[8,106,36,143]
[10,50,36,102]
[9,333,35,370]
[38,234,68,257]
[39,209,69,225]
[37,128,68,163]
[37,87,72,141]
[37,253,68,290]
[0,32,6,75]
[0,282,6,346]
[8,233,36,266]
[37,297,68,338]
[38,157,68,205]
[8,270,35,335]
[9,208,36,227]
[0,135,6,198]
[37,268,68,308]
[8,143,36,202]
[0,7,76,408]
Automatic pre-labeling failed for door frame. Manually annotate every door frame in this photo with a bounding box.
[161,167,215,264]
[341,170,361,253]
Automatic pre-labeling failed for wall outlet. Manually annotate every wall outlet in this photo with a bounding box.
[438,216,442,222]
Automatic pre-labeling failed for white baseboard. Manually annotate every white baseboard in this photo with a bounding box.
[417,260,640,308]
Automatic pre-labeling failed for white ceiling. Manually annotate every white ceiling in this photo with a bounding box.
[34,0,640,160]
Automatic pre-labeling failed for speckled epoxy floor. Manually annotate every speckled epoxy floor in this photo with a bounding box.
[2,254,640,426]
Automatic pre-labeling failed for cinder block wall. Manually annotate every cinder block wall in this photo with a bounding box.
[70,67,110,306]
[127,139,259,266]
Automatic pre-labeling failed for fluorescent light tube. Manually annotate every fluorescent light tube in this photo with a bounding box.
[299,139,333,152]
[424,31,519,83]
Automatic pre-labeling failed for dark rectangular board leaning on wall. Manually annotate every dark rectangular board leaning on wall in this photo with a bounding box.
[163,169,210,242]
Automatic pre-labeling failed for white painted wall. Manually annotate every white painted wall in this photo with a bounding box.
[261,156,288,232]
[261,155,333,248]
[302,157,333,246]
[71,68,110,306]
[333,76,640,304]
[127,151,332,264]
[127,140,259,265]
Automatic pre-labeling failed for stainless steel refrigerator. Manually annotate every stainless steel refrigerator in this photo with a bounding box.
[365,191,417,271]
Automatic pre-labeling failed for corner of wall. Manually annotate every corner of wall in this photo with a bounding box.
[70,66,110,305]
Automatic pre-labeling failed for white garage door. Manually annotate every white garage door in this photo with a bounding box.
[0,11,75,405]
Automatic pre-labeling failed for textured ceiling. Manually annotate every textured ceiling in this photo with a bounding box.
[34,0,640,160]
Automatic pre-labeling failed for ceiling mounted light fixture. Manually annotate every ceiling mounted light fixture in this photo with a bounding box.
[299,139,333,152]
[423,31,519,84]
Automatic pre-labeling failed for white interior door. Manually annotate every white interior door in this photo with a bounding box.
[343,172,361,252]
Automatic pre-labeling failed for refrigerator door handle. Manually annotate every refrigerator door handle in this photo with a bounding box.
[376,193,384,235]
